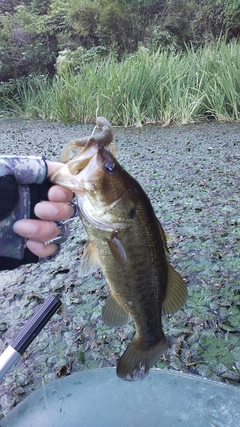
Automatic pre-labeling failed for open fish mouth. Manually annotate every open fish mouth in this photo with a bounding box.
[50,139,113,192]
[50,143,101,191]
[50,117,114,191]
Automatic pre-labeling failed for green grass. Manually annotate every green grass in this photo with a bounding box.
[1,40,240,126]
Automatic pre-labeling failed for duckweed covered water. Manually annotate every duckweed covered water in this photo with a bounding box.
[0,120,239,419]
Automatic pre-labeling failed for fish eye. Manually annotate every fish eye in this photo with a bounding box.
[104,160,116,174]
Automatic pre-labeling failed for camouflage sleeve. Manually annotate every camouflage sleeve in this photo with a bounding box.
[0,155,47,184]
[0,156,48,269]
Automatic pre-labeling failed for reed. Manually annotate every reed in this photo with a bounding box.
[2,40,240,126]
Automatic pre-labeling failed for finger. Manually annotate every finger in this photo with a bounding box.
[48,185,74,202]
[13,219,61,242]
[34,201,75,222]
[46,161,63,177]
[26,240,59,258]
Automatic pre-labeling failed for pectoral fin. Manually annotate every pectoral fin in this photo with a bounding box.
[79,241,100,277]
[102,293,131,327]
[163,264,188,315]
[107,236,128,269]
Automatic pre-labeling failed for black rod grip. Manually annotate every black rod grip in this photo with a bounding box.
[11,295,62,354]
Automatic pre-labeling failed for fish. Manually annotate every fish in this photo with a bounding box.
[50,117,187,381]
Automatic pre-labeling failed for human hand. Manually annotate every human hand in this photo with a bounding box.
[13,161,75,259]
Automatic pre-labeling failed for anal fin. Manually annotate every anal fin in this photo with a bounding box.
[102,293,131,327]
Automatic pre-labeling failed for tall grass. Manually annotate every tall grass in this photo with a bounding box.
[2,40,240,126]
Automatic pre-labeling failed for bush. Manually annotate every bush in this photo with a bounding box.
[0,0,240,83]
[56,46,110,75]
[194,0,240,44]
[149,28,178,52]
[68,0,142,54]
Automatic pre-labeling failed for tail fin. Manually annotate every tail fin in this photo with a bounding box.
[116,335,168,381]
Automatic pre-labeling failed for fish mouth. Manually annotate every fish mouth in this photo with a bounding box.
[49,142,104,192]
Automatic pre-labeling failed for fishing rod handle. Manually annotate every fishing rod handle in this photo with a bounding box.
[11,295,62,354]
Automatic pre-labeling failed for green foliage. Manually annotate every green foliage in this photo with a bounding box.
[158,0,197,48]
[0,0,21,14]
[146,0,240,51]
[0,0,240,88]
[223,0,240,39]
[56,46,110,75]
[67,0,141,54]
[28,0,51,14]
[150,29,178,52]
[0,3,59,80]
[3,40,239,126]
[67,0,99,45]
[194,0,240,44]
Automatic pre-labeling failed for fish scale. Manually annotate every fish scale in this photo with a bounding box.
[50,117,188,381]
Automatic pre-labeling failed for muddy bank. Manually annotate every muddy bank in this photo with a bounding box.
[0,120,240,419]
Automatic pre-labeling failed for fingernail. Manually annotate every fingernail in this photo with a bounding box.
[48,186,69,201]
[54,187,68,201]
[13,220,38,236]
[35,203,59,218]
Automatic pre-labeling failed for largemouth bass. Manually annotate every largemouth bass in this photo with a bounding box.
[50,118,187,381]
